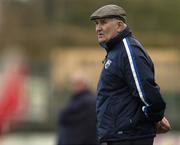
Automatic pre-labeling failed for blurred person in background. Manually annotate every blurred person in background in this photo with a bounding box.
[57,71,97,145]
[0,49,27,135]
[90,4,171,145]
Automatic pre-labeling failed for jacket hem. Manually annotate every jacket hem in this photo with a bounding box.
[100,134,156,143]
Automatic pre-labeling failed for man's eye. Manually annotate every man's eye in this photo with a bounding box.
[101,20,107,24]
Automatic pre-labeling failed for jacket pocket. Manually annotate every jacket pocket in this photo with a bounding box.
[115,116,133,131]
[99,104,115,130]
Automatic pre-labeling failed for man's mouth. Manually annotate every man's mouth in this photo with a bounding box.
[98,33,104,38]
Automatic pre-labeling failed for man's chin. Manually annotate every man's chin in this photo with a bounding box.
[98,39,106,43]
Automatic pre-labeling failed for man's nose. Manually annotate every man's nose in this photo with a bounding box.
[96,24,102,32]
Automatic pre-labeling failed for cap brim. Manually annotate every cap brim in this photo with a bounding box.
[90,15,126,23]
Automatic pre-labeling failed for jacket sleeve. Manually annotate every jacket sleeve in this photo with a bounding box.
[121,39,166,123]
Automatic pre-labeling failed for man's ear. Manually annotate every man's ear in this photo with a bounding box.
[117,21,124,32]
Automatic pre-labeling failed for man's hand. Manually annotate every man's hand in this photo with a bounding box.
[156,117,171,134]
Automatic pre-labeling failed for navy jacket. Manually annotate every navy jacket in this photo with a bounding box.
[58,90,97,145]
[96,27,166,143]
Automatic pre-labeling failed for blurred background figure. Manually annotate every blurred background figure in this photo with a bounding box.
[57,71,97,145]
[0,49,28,135]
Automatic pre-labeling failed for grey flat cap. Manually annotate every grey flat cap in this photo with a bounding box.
[90,4,127,22]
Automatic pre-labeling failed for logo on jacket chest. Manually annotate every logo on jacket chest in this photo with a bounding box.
[104,59,112,69]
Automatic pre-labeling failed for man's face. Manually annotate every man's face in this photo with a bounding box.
[94,18,121,43]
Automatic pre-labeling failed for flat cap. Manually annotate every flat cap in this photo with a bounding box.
[90,4,127,22]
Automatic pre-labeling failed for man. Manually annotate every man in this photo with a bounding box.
[57,72,97,145]
[90,4,171,145]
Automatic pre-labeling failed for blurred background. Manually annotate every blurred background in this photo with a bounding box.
[0,0,179,145]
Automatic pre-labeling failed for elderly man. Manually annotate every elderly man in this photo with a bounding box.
[90,4,171,145]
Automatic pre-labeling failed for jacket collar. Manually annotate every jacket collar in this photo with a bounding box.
[99,26,132,52]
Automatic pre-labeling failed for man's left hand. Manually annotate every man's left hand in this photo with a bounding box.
[156,117,171,134]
